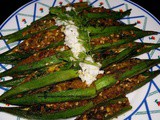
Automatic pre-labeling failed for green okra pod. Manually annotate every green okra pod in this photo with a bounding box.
[102,43,160,68]
[102,46,139,68]
[49,6,131,27]
[0,50,73,78]
[0,41,65,65]
[1,58,159,102]
[6,88,96,105]
[100,59,160,96]
[0,69,78,101]
[119,58,160,81]
[0,77,24,87]
[105,106,132,120]
[4,73,117,105]
[95,75,117,92]
[76,96,131,120]
[93,30,158,51]
[127,70,160,93]
[77,71,160,120]
[93,38,133,52]
[101,70,160,108]
[0,50,32,65]
[86,23,137,35]
[0,15,57,44]
[84,9,131,20]
[0,54,63,78]
[0,62,63,87]
[0,102,93,120]
[91,29,157,40]
[0,69,46,87]
[133,43,160,57]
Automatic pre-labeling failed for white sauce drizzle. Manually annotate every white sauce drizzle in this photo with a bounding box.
[55,18,104,86]
[79,56,104,85]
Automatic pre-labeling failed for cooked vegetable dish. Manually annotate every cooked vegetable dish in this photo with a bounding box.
[0,2,159,120]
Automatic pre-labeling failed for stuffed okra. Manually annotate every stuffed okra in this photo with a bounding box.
[0,2,159,120]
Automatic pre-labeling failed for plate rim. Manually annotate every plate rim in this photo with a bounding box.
[0,0,160,30]
[0,0,38,30]
[124,0,160,24]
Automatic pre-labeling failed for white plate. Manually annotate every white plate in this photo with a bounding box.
[0,0,160,120]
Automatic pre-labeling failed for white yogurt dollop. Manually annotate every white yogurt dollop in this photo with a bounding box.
[55,18,104,86]
[78,56,104,85]
[63,24,86,59]
[55,19,86,59]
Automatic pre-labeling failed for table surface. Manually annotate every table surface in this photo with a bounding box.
[0,0,159,25]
